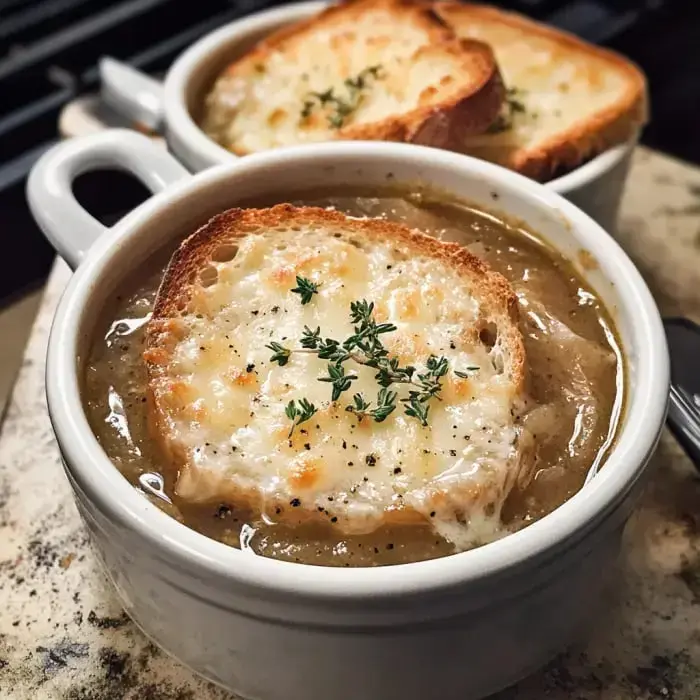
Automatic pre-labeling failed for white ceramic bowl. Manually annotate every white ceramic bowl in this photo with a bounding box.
[27,130,667,700]
[99,1,638,234]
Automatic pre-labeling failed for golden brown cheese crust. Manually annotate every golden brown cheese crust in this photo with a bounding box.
[145,205,526,534]
[205,0,505,153]
[436,2,648,181]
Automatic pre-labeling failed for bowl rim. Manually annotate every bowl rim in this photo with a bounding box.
[162,0,637,185]
[46,140,669,602]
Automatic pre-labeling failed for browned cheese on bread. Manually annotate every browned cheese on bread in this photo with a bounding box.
[144,205,532,549]
[437,2,648,181]
[201,0,504,155]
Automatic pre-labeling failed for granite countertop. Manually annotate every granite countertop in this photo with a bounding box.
[2,146,700,699]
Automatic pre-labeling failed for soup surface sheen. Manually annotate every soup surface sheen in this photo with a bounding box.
[83,188,623,567]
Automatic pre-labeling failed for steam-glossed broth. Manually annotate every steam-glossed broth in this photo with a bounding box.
[83,188,623,566]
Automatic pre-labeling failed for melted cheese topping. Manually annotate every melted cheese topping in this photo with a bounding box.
[201,9,464,154]
[148,225,525,549]
[441,7,644,171]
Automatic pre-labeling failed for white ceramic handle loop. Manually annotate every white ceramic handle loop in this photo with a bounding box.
[99,57,165,130]
[27,130,190,270]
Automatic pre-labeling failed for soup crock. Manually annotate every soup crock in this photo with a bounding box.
[99,1,638,234]
[27,129,668,700]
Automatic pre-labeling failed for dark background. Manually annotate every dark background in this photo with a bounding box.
[1,0,699,305]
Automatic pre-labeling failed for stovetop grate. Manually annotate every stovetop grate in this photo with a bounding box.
[0,0,695,303]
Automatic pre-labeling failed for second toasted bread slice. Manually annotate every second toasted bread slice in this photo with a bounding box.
[437,2,648,181]
[201,0,504,155]
[144,205,529,549]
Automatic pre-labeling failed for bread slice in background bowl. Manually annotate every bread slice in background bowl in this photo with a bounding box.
[436,2,648,182]
[102,0,646,228]
[201,0,505,154]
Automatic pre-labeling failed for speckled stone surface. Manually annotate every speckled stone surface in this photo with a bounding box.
[2,146,700,699]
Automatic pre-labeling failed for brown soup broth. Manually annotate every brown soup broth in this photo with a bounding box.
[83,188,624,567]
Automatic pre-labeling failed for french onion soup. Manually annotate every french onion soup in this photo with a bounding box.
[83,188,623,566]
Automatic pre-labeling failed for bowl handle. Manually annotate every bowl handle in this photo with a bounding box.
[27,129,190,270]
[99,57,164,131]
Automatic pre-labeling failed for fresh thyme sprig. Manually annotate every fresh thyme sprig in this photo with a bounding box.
[271,286,481,430]
[266,341,291,366]
[290,276,319,304]
[285,398,318,437]
[403,395,430,426]
[346,392,371,418]
[300,65,384,129]
[345,65,383,92]
[346,388,397,423]
[301,326,351,362]
[319,363,358,402]
[486,86,528,134]
[400,356,450,426]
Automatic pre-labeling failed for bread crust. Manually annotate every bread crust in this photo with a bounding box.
[145,205,526,530]
[436,2,648,181]
[206,0,504,154]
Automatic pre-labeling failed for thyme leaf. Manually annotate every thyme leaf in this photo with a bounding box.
[403,393,430,426]
[318,363,358,402]
[486,86,528,134]
[266,341,291,366]
[345,392,372,420]
[285,398,318,437]
[370,387,397,423]
[291,275,319,305]
[300,65,385,128]
[300,325,321,349]
[455,366,480,378]
[345,387,398,423]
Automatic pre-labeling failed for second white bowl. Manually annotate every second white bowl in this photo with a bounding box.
[100,1,638,233]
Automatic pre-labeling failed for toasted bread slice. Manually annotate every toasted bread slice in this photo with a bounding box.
[201,0,504,155]
[144,205,528,548]
[436,2,648,181]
